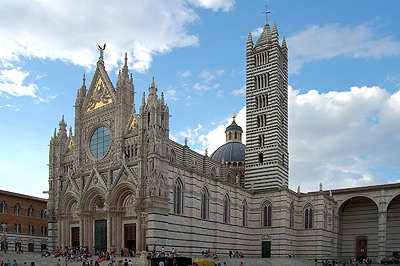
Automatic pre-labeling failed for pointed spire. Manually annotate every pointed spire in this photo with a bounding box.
[272,20,279,44]
[54,128,57,138]
[81,73,86,97]
[69,126,73,138]
[272,20,278,34]
[142,92,146,105]
[58,115,67,138]
[247,30,253,44]
[161,92,164,105]
[282,35,287,48]
[121,52,129,79]
[148,77,158,100]
[254,19,272,48]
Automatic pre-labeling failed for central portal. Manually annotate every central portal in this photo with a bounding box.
[124,224,136,250]
[95,220,107,252]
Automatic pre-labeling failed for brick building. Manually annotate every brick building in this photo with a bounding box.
[0,189,48,252]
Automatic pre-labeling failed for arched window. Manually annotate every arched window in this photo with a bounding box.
[0,201,7,214]
[201,188,209,220]
[14,224,21,233]
[169,149,176,163]
[173,179,183,214]
[28,205,34,217]
[210,167,216,178]
[263,203,272,227]
[41,209,47,219]
[14,203,21,215]
[290,203,294,228]
[305,206,313,229]
[28,225,34,234]
[223,195,230,224]
[242,201,248,227]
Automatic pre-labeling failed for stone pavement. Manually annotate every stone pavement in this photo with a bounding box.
[0,252,384,266]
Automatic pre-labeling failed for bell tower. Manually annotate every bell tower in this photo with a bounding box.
[244,19,289,191]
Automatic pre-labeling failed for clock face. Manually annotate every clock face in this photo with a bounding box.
[89,127,111,158]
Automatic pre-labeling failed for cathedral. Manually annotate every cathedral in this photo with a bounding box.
[47,18,400,262]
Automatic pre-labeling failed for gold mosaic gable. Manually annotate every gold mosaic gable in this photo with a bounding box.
[67,139,73,153]
[86,77,113,112]
[127,117,138,134]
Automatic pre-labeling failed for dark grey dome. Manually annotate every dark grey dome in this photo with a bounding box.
[210,141,246,163]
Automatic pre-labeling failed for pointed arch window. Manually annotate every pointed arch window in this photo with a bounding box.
[289,203,294,228]
[210,167,216,178]
[27,205,34,217]
[223,195,230,224]
[201,188,209,220]
[169,149,176,163]
[263,203,272,227]
[0,201,7,214]
[242,201,248,227]
[14,224,21,233]
[41,209,47,219]
[14,203,21,215]
[173,179,183,214]
[305,207,313,229]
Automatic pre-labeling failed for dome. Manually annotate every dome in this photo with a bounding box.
[226,120,242,132]
[210,141,246,163]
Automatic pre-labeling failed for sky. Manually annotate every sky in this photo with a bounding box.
[1,0,400,198]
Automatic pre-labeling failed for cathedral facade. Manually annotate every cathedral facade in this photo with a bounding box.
[47,19,400,262]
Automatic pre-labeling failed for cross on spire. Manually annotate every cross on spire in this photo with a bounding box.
[262,4,271,19]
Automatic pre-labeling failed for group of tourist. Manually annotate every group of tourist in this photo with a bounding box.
[228,250,244,258]
[201,249,218,259]
[147,245,180,258]
[316,258,373,266]
[0,260,35,266]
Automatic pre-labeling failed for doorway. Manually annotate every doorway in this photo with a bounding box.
[95,220,107,252]
[124,224,136,250]
[356,237,367,261]
[262,241,271,258]
[71,227,80,247]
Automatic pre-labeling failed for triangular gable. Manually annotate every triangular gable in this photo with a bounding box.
[111,164,138,190]
[66,138,74,154]
[83,63,116,113]
[126,114,138,135]
[84,168,107,193]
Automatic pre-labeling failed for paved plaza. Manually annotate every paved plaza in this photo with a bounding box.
[0,251,384,266]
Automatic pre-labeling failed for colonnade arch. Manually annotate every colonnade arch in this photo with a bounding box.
[386,194,400,257]
[338,196,379,261]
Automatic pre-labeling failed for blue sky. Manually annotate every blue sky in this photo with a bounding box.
[1,0,400,198]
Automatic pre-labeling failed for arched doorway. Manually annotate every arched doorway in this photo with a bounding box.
[339,196,379,261]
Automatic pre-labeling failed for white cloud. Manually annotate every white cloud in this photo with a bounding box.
[165,89,179,101]
[288,23,400,74]
[0,68,38,98]
[216,90,224,98]
[232,85,245,96]
[288,85,400,192]
[252,27,263,38]
[187,0,235,12]
[0,0,236,74]
[180,71,192,78]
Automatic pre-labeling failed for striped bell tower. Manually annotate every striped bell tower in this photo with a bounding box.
[244,18,289,191]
